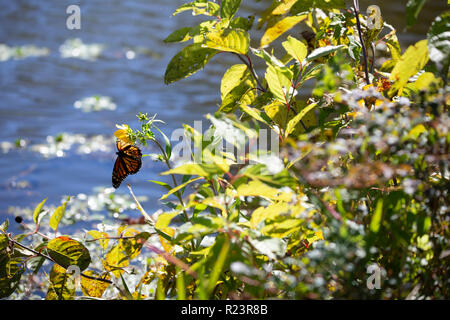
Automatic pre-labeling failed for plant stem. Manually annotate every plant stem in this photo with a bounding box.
[153,139,189,222]
[352,0,370,85]
[233,53,266,92]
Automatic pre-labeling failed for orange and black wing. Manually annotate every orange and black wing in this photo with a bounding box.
[112,140,142,188]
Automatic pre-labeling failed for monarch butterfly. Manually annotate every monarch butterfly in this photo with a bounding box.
[112,139,142,189]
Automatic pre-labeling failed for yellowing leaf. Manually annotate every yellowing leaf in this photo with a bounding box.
[204,28,250,55]
[155,212,178,253]
[389,39,429,95]
[33,197,48,225]
[285,102,317,137]
[160,177,203,200]
[45,264,75,300]
[49,197,70,231]
[236,180,292,202]
[220,0,242,19]
[260,15,307,48]
[272,0,298,15]
[47,236,91,271]
[370,199,384,233]
[219,65,256,113]
[250,202,290,228]
[264,100,288,129]
[87,230,109,250]
[265,64,293,103]
[161,163,226,177]
[414,72,441,90]
[80,271,110,298]
[282,36,308,63]
[103,244,128,278]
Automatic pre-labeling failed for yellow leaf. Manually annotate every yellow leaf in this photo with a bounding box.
[220,64,250,99]
[260,15,307,48]
[87,230,109,250]
[414,72,441,90]
[155,212,177,252]
[204,28,250,55]
[388,39,429,95]
[250,202,290,228]
[236,180,292,202]
[282,35,308,63]
[272,0,298,15]
[103,246,127,278]
[285,102,317,137]
[80,270,110,298]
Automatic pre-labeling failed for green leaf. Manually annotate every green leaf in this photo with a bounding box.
[389,39,429,95]
[47,236,91,271]
[164,27,193,43]
[370,199,384,233]
[164,43,217,84]
[260,14,307,48]
[285,102,317,137]
[164,21,217,44]
[155,127,172,160]
[204,28,250,55]
[207,237,230,294]
[49,197,70,231]
[45,264,75,300]
[282,35,308,63]
[306,45,345,61]
[148,180,172,191]
[173,0,220,17]
[0,219,8,233]
[161,163,226,178]
[221,64,250,99]
[219,81,256,113]
[236,180,292,202]
[291,0,345,13]
[230,16,254,31]
[0,253,24,299]
[265,64,293,103]
[160,177,203,200]
[220,0,242,19]
[33,197,48,226]
[240,104,271,125]
[406,0,428,28]
[427,12,450,74]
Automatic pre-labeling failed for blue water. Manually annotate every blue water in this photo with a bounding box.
[0,0,445,234]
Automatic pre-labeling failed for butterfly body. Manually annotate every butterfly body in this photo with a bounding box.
[112,140,142,189]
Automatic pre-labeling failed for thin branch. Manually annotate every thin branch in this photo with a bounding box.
[153,138,189,222]
[352,0,370,85]
[233,53,266,92]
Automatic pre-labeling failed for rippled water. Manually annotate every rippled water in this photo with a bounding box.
[0,0,446,233]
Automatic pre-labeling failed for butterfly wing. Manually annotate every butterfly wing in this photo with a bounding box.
[112,156,128,189]
[112,140,142,188]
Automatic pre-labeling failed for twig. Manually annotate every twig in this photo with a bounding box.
[153,138,190,222]
[352,0,370,85]
[233,53,266,92]
[127,184,155,225]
